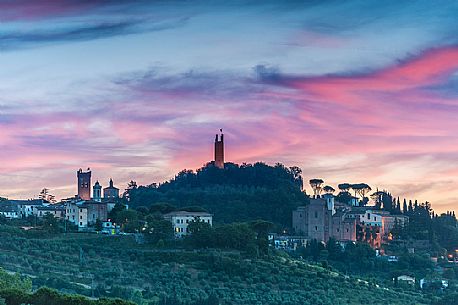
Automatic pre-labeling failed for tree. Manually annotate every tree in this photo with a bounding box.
[338,183,351,193]
[38,188,56,203]
[95,219,103,232]
[250,220,274,255]
[186,218,214,248]
[309,179,324,197]
[144,215,173,243]
[42,213,59,233]
[351,183,372,199]
[123,180,138,202]
[323,185,335,194]
[327,237,343,260]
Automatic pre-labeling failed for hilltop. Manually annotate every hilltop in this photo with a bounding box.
[127,162,307,228]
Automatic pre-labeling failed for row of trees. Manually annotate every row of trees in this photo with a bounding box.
[309,179,372,205]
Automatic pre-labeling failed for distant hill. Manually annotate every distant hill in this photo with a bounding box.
[127,162,308,228]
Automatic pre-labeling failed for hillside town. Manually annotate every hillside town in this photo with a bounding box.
[0,130,458,296]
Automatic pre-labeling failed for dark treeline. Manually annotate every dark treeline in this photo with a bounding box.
[126,162,308,227]
[184,219,273,256]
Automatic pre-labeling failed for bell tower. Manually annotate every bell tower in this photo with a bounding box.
[77,168,91,200]
[214,129,224,169]
[93,181,102,202]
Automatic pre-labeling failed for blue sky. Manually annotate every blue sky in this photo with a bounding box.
[0,0,457,212]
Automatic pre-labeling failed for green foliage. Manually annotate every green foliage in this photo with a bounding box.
[126,162,308,227]
[0,228,432,305]
[42,214,60,233]
[0,287,135,305]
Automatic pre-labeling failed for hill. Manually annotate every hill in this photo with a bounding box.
[127,162,308,228]
[0,226,430,305]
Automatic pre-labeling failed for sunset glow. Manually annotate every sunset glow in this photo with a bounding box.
[0,1,457,212]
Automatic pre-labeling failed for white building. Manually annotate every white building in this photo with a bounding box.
[0,204,20,219]
[359,210,383,228]
[12,199,45,218]
[35,205,66,219]
[163,211,212,237]
[65,200,108,230]
[268,234,307,251]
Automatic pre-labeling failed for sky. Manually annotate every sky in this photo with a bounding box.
[0,0,457,212]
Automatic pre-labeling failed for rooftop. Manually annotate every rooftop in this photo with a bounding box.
[164,211,212,217]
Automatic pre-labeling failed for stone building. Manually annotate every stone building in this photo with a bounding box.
[103,179,119,200]
[65,199,108,230]
[77,168,91,200]
[214,129,224,169]
[292,194,356,243]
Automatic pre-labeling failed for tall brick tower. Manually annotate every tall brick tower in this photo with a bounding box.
[214,129,224,169]
[77,168,91,200]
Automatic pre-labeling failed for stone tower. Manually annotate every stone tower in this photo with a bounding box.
[214,129,224,169]
[77,168,91,200]
[93,180,102,202]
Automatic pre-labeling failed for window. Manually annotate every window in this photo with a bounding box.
[336,228,340,232]
[367,213,371,220]
[80,216,82,220]
[374,217,377,221]
[346,228,349,233]
[299,213,302,218]
[314,211,318,218]
[80,222,83,226]
[186,219,189,224]
[315,226,318,231]
[176,219,180,224]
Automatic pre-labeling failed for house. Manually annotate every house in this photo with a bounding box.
[420,278,449,290]
[396,275,415,286]
[292,195,356,244]
[65,199,108,230]
[268,234,307,251]
[11,199,45,218]
[0,203,20,219]
[34,205,66,219]
[163,211,212,237]
[101,221,120,235]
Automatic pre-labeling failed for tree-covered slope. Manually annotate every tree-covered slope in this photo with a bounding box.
[0,227,430,305]
[127,162,308,227]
